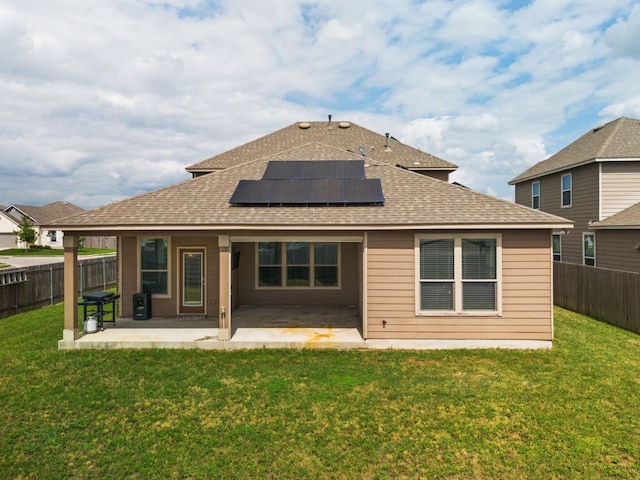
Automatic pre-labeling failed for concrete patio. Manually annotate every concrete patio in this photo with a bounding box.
[60,305,552,350]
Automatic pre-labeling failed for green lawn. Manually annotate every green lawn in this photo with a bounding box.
[0,247,115,257]
[1,306,639,479]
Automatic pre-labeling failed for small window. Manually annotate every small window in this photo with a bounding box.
[552,234,561,262]
[48,230,58,242]
[140,238,169,294]
[583,233,595,266]
[531,182,540,209]
[417,235,500,314]
[257,241,339,288]
[561,174,572,207]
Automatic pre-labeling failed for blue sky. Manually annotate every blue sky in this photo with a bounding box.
[1,0,639,209]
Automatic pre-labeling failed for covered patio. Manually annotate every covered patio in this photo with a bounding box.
[65,305,367,350]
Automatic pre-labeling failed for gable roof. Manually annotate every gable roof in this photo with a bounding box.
[590,201,640,230]
[54,157,570,232]
[510,116,640,184]
[186,121,457,174]
[5,202,85,225]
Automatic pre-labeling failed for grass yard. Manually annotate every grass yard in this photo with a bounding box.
[1,306,639,479]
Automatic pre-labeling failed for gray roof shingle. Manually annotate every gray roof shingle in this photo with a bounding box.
[510,116,640,184]
[590,201,640,229]
[54,158,570,230]
[187,121,457,173]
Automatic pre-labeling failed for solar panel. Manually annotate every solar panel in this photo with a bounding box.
[297,161,332,179]
[229,160,384,206]
[262,162,298,180]
[333,160,365,179]
[345,179,385,204]
[269,180,309,204]
[308,179,346,203]
[229,180,273,204]
[262,160,365,180]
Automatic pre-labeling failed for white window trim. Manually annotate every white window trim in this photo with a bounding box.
[415,233,502,316]
[532,181,540,209]
[561,173,572,208]
[255,241,342,290]
[582,232,595,266]
[552,233,562,262]
[138,236,171,298]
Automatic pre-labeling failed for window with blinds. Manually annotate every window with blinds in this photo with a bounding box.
[418,235,500,313]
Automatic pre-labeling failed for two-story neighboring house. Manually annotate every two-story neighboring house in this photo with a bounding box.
[509,116,640,272]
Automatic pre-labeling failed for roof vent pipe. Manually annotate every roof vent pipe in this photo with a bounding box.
[327,114,333,129]
[384,133,392,152]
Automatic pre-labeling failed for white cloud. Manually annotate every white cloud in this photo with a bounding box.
[0,0,639,208]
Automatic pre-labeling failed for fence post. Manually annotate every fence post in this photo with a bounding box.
[50,264,54,305]
[103,257,107,290]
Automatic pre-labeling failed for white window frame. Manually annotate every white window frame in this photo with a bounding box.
[138,237,171,297]
[583,232,595,266]
[561,173,572,208]
[415,233,502,316]
[255,241,341,290]
[531,181,540,209]
[552,234,561,262]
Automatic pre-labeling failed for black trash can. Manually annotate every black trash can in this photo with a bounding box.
[133,292,152,320]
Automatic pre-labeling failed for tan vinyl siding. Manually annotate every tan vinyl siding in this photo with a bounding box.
[235,241,359,306]
[119,234,220,318]
[601,162,640,219]
[366,230,552,340]
[595,230,640,273]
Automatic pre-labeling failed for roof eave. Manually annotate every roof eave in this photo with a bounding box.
[57,222,574,233]
[510,156,640,185]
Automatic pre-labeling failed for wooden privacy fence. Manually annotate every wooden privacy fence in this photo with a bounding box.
[0,256,117,319]
[554,262,640,334]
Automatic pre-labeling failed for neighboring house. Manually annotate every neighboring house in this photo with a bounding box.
[0,209,19,249]
[53,119,571,349]
[3,201,85,249]
[510,116,640,272]
[589,201,640,272]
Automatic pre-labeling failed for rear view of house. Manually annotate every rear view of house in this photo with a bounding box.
[53,119,571,349]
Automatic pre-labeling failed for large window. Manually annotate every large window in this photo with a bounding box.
[140,238,169,294]
[583,233,595,266]
[417,235,500,314]
[552,234,561,262]
[531,181,540,209]
[257,242,339,288]
[561,173,572,207]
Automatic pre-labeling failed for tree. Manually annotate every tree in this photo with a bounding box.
[14,215,38,250]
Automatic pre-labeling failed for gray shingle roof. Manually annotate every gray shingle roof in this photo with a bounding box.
[510,116,640,184]
[54,158,570,230]
[590,201,640,229]
[5,202,85,224]
[187,121,457,173]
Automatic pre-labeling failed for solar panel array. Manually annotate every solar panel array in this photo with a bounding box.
[229,160,384,206]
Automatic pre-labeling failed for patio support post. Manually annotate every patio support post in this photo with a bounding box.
[59,234,79,349]
[218,235,231,341]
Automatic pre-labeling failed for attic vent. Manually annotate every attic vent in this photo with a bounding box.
[592,123,605,132]
[338,121,351,129]
[298,122,311,129]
